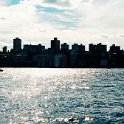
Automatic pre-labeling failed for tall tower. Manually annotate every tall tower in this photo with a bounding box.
[51,37,60,51]
[13,37,22,52]
[3,46,7,53]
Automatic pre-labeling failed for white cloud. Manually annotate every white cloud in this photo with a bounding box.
[0,0,124,50]
[0,0,9,6]
[35,0,83,9]
[21,0,88,9]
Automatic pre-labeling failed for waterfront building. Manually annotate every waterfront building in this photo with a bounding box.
[3,46,7,53]
[23,44,45,54]
[89,44,96,52]
[89,43,107,53]
[101,59,108,67]
[96,43,107,53]
[54,54,67,67]
[0,37,124,68]
[72,43,85,52]
[13,37,22,52]
[61,43,69,51]
[37,54,53,67]
[110,44,120,53]
[51,37,60,51]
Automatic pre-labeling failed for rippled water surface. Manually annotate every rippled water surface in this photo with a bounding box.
[0,68,124,124]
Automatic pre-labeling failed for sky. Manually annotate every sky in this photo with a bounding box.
[0,0,124,50]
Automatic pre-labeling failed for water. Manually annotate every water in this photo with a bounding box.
[0,68,124,124]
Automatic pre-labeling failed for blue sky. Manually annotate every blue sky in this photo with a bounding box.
[9,0,20,5]
[0,0,124,49]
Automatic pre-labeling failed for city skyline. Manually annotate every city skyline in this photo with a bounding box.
[0,37,124,68]
[0,0,124,50]
[0,37,124,51]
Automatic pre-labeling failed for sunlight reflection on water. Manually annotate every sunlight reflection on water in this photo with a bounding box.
[0,68,124,124]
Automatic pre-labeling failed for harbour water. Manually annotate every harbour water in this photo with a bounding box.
[0,68,124,124]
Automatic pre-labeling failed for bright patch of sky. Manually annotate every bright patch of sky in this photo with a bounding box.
[36,5,64,13]
[0,0,124,50]
[0,0,20,6]
[9,0,20,5]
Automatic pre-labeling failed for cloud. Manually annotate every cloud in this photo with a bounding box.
[0,0,20,6]
[25,0,86,9]
[100,34,110,39]
[36,7,80,29]
[0,0,124,50]
[0,0,9,6]
[119,34,124,38]
[92,0,111,5]
[0,17,7,20]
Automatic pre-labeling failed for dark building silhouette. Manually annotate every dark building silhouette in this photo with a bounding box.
[110,44,120,53]
[61,43,69,51]
[3,46,7,53]
[70,44,85,67]
[88,43,107,67]
[13,37,22,52]
[96,43,107,52]
[72,44,85,52]
[89,43,107,53]
[51,37,60,51]
[0,37,124,68]
[89,44,96,52]
[23,44,45,54]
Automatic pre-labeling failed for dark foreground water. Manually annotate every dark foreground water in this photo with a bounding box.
[0,68,124,124]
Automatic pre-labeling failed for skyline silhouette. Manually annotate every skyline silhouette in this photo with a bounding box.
[0,37,124,68]
[0,37,124,51]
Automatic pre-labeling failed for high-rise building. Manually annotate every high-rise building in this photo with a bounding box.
[61,43,69,51]
[72,44,85,52]
[23,44,45,54]
[110,44,120,53]
[13,37,22,52]
[3,46,7,53]
[89,44,96,52]
[51,37,60,51]
[89,43,107,52]
[96,43,107,52]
